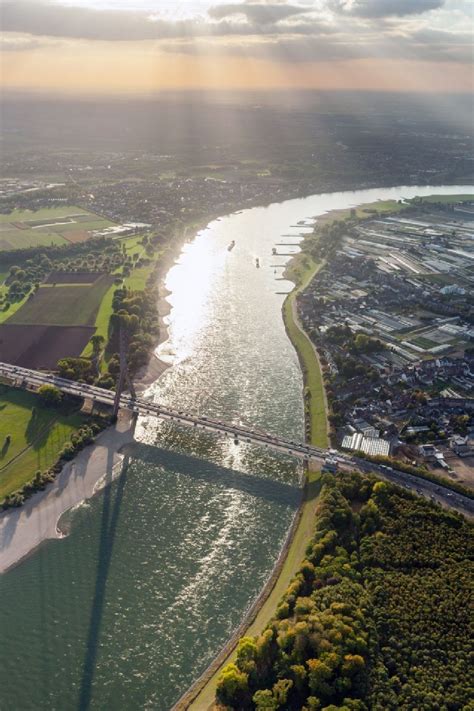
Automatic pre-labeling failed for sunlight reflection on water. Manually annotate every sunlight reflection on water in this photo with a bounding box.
[0,184,472,711]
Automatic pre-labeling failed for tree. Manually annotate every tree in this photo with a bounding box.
[90,334,105,356]
[37,384,63,407]
[216,664,250,708]
[253,689,278,709]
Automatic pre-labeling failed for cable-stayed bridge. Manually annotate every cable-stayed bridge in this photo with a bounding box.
[1,360,473,517]
[0,361,329,462]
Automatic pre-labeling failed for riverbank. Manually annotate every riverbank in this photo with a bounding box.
[178,240,329,711]
[0,409,135,574]
[0,207,236,574]
[283,255,329,449]
[135,210,235,390]
[0,205,257,574]
[178,469,321,711]
[134,282,172,391]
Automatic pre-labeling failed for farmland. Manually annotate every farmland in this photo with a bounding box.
[6,275,114,326]
[0,272,113,368]
[44,271,106,284]
[0,385,85,501]
[0,206,114,251]
[0,324,95,369]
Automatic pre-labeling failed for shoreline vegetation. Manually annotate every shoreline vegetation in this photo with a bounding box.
[211,471,473,710]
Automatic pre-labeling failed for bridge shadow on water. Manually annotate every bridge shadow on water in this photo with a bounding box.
[77,432,302,709]
[77,417,136,711]
[122,441,303,508]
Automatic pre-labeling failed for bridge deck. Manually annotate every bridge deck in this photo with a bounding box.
[1,361,473,518]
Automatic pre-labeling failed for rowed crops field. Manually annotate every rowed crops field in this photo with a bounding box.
[6,275,114,326]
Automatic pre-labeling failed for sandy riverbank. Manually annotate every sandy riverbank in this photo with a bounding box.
[134,283,172,392]
[0,410,136,574]
[0,215,201,574]
[0,281,174,574]
[0,210,201,574]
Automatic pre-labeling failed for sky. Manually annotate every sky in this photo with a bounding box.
[1,0,473,94]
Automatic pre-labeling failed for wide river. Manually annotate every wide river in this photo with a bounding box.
[0,185,471,710]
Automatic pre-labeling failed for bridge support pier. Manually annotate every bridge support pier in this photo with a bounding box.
[112,324,135,419]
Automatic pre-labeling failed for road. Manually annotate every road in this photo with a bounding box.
[1,361,472,518]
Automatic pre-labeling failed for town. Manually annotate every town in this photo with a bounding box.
[297,198,474,486]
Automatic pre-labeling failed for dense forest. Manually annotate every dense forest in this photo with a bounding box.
[215,472,473,710]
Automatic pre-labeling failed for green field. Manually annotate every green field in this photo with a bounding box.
[0,386,84,501]
[123,267,151,290]
[0,207,85,222]
[316,198,409,228]
[7,276,113,326]
[81,283,116,358]
[410,335,438,350]
[0,206,115,251]
[0,294,30,325]
[410,193,474,204]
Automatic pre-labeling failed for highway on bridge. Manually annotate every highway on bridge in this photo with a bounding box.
[1,361,473,518]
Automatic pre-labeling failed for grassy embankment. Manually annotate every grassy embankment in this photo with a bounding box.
[187,470,322,711]
[0,386,85,501]
[413,193,473,203]
[283,248,328,449]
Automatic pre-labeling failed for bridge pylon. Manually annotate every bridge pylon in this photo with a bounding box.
[112,323,135,419]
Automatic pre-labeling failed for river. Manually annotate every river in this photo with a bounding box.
[0,184,471,710]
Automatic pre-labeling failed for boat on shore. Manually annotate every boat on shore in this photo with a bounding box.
[256,258,260,268]
[227,240,236,251]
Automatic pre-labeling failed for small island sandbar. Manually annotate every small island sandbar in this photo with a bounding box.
[0,411,134,574]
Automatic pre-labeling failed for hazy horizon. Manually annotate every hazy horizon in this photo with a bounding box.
[1,0,473,94]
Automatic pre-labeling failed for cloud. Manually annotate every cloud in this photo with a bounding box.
[0,0,471,68]
[208,3,312,25]
[0,0,332,41]
[0,1,208,41]
[0,33,57,52]
[163,35,360,62]
[329,0,445,17]
[162,22,472,65]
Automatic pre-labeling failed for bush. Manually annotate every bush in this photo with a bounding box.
[37,384,63,407]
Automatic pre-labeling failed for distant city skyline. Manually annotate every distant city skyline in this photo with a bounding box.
[1,0,473,94]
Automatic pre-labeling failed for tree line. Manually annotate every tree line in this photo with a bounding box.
[215,472,473,710]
